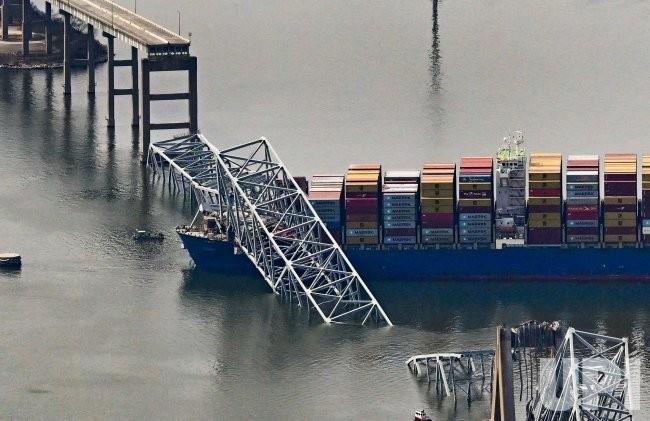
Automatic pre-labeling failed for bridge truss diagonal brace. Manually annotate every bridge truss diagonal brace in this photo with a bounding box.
[147,134,392,326]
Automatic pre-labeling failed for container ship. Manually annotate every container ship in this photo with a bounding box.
[177,133,650,281]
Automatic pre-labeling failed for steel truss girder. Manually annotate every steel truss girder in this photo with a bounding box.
[529,328,632,421]
[406,351,495,401]
[147,134,392,326]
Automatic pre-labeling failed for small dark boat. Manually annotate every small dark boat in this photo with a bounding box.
[133,230,165,242]
[0,253,22,268]
[413,410,432,421]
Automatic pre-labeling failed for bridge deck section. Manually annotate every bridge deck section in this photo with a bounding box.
[53,0,189,53]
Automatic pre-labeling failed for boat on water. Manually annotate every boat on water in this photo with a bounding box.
[175,133,650,282]
[0,253,22,269]
[133,230,165,242]
[413,410,432,421]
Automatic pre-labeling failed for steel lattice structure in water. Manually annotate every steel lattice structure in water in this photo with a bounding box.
[527,328,632,421]
[148,134,392,326]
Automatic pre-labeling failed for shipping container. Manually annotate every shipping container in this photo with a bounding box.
[420,163,456,244]
[459,157,493,244]
[528,153,563,244]
[309,174,344,243]
[382,170,419,245]
[564,155,600,243]
[604,154,637,244]
[345,164,381,245]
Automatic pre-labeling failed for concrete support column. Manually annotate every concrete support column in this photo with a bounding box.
[141,58,150,150]
[45,1,52,54]
[131,46,139,127]
[105,33,115,127]
[22,0,31,56]
[2,1,10,41]
[188,56,198,134]
[87,24,95,95]
[62,11,71,95]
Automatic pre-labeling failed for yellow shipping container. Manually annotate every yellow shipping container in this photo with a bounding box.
[420,188,454,198]
[603,196,637,205]
[529,181,561,189]
[528,213,562,222]
[458,183,492,192]
[346,236,379,245]
[529,172,562,181]
[346,222,379,229]
[528,197,562,206]
[421,205,455,213]
[458,199,492,208]
[420,198,454,207]
[603,212,637,221]
[346,183,378,193]
[604,235,637,243]
[528,219,562,228]
[603,219,637,227]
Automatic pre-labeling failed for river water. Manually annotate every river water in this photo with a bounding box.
[2,1,650,419]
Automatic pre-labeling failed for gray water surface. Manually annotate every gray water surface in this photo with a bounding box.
[2,1,650,419]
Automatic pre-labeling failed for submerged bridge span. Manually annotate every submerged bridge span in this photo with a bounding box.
[148,134,392,326]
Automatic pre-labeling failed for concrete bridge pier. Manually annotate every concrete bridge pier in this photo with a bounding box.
[60,9,71,95]
[141,55,198,154]
[21,0,30,56]
[103,31,140,128]
[87,24,95,95]
[45,1,52,54]
[1,0,10,40]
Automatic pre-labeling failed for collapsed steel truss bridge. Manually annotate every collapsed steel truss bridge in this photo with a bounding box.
[147,134,392,326]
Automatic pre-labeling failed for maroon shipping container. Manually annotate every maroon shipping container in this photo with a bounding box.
[604,227,637,235]
[457,206,493,213]
[294,176,309,194]
[604,182,636,196]
[527,227,563,243]
[459,191,492,199]
[643,191,650,200]
[346,198,379,213]
[644,234,650,243]
[529,188,562,197]
[421,213,455,226]
[527,205,563,213]
[566,206,599,220]
[603,204,638,213]
[566,227,599,236]
[384,228,418,236]
[604,173,637,181]
[345,191,379,199]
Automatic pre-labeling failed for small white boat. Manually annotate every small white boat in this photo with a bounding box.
[414,410,432,421]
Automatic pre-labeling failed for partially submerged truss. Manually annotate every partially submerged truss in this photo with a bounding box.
[148,134,392,326]
[527,328,632,420]
[406,351,494,402]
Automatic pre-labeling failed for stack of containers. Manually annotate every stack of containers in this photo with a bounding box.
[344,164,381,246]
[308,175,344,243]
[565,155,600,243]
[458,157,493,244]
[527,153,563,244]
[382,170,419,245]
[603,154,638,244]
[643,155,650,244]
[420,163,456,244]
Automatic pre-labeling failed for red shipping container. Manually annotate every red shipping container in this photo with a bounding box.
[603,204,637,213]
[604,173,636,181]
[527,204,562,213]
[346,198,379,214]
[566,227,599,236]
[604,227,637,235]
[566,206,599,220]
[421,213,454,225]
[384,228,417,236]
[604,182,636,196]
[529,188,562,197]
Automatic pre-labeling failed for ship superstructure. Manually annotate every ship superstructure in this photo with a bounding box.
[495,131,527,245]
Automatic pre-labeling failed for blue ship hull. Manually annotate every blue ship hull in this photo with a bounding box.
[178,233,650,281]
